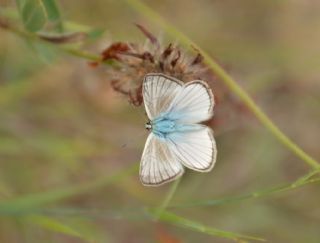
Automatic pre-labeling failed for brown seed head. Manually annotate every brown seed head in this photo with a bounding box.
[99,25,209,106]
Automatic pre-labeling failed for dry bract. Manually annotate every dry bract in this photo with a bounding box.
[96,25,208,106]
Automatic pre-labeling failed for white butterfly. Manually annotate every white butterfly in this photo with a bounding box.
[140,73,217,186]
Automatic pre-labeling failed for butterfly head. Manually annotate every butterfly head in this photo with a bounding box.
[145,121,152,130]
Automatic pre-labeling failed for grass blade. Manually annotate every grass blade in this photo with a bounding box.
[149,209,265,242]
[26,215,90,241]
[171,170,320,208]
[0,164,138,214]
[155,177,181,219]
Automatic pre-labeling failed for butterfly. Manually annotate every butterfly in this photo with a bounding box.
[140,73,217,186]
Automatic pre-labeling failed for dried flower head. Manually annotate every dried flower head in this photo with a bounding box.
[97,24,208,106]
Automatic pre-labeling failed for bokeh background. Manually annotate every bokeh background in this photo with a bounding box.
[0,0,320,242]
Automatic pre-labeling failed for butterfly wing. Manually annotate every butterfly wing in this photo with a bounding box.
[166,125,217,172]
[143,73,183,120]
[141,74,216,185]
[140,133,184,186]
[167,81,214,123]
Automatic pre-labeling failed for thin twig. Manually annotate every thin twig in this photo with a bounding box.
[154,177,181,220]
[124,0,320,170]
[170,169,320,208]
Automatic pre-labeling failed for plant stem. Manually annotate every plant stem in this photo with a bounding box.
[155,177,181,219]
[3,2,319,169]
[124,0,320,170]
[151,210,265,242]
[0,164,139,214]
[170,169,320,208]
[0,18,106,64]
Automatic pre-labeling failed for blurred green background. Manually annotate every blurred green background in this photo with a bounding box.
[0,0,320,242]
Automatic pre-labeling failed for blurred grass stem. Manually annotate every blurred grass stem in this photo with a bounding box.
[154,177,181,220]
[124,0,320,170]
[0,19,109,64]
[0,164,139,214]
[170,169,320,208]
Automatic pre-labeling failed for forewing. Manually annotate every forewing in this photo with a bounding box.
[143,73,183,120]
[166,125,217,172]
[167,81,214,123]
[140,133,184,186]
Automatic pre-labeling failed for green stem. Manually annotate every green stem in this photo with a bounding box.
[149,210,265,242]
[0,164,139,214]
[170,169,320,208]
[124,0,320,169]
[3,3,319,169]
[155,177,181,219]
[0,19,107,64]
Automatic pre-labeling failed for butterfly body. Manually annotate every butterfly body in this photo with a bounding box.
[151,116,206,137]
[151,116,176,136]
[140,73,217,186]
